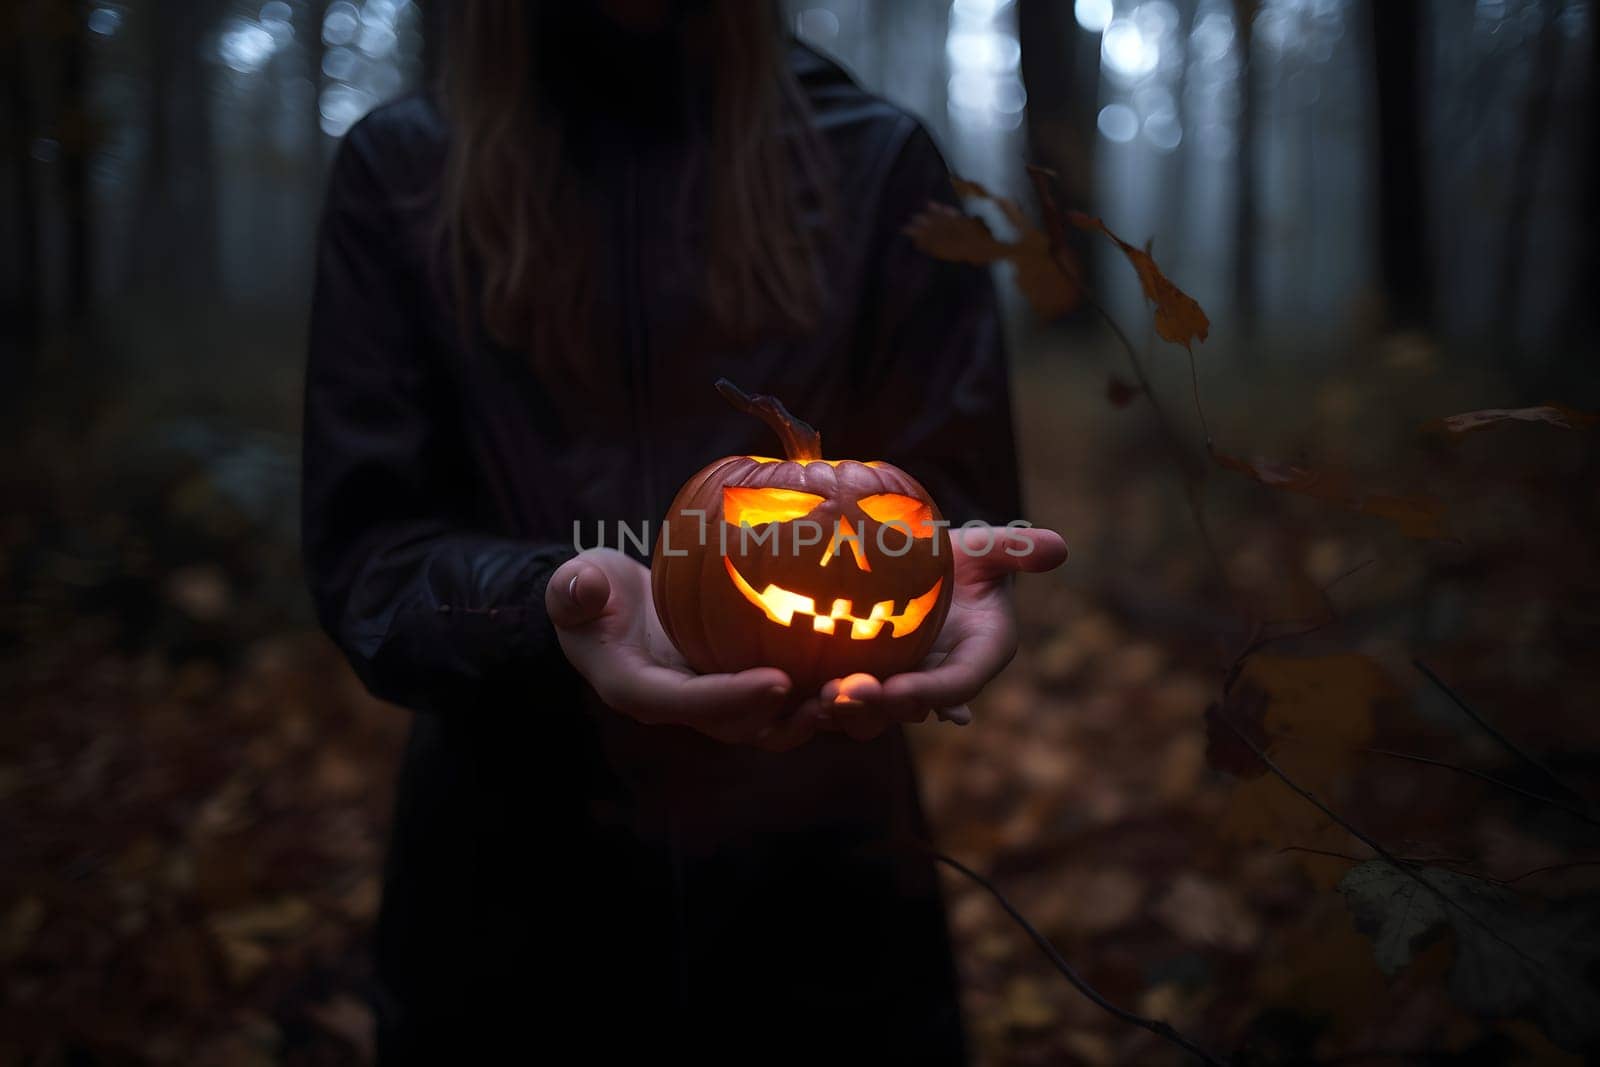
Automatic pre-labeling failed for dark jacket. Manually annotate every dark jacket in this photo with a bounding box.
[302,44,1020,1065]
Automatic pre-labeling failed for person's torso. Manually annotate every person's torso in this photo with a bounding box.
[360,47,928,554]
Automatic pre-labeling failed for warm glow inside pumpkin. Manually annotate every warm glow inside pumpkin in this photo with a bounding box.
[651,380,955,695]
[723,555,943,639]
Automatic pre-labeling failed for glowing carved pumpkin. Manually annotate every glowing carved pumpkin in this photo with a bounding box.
[651,380,954,695]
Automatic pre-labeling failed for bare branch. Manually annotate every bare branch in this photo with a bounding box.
[1363,747,1600,831]
[1086,295,1233,603]
[1413,659,1585,804]
[1211,706,1554,976]
[930,851,1230,1067]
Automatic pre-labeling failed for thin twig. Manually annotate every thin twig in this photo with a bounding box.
[1323,558,1375,594]
[1087,294,1232,602]
[1412,659,1584,803]
[1088,295,1194,473]
[1314,1049,1458,1065]
[1502,859,1600,884]
[1185,346,1212,447]
[1316,557,1374,622]
[1211,707,1552,976]
[1237,619,1332,656]
[1277,845,1371,865]
[931,851,1230,1067]
[1280,851,1369,870]
[1248,559,1373,637]
[1363,747,1600,831]
[1277,845,1486,879]
[1094,299,1196,470]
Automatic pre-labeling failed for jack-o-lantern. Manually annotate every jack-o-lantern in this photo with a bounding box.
[651,380,954,695]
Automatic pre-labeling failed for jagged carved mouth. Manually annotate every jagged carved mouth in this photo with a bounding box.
[723,557,942,640]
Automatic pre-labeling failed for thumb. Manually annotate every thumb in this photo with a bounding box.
[546,558,614,630]
[953,526,1068,583]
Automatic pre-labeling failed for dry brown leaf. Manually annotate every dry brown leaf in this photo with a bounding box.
[164,563,232,621]
[3,896,45,960]
[1002,976,1060,1030]
[1048,867,1146,936]
[903,174,1082,319]
[1206,682,1270,779]
[1423,404,1599,438]
[1216,654,1397,886]
[338,875,382,922]
[208,895,314,942]
[1069,210,1210,350]
[214,932,273,987]
[1156,873,1262,952]
[306,994,377,1060]
[948,178,1033,237]
[1138,982,1201,1028]
[1211,448,1449,540]
[948,176,993,201]
[1063,1031,1116,1066]
[1245,654,1392,762]
[1024,164,1072,259]
[901,203,1009,265]
[1253,915,1391,1034]
[1008,242,1081,321]
[1158,733,1208,802]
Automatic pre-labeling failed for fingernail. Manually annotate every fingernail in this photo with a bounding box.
[767,685,790,700]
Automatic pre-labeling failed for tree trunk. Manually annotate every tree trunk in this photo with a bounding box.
[59,5,91,319]
[1369,0,1432,332]
[1234,1,1257,337]
[2,14,42,367]
[1492,0,1562,381]
[1564,4,1600,367]
[1017,0,1096,318]
[1017,0,1096,210]
[130,0,219,294]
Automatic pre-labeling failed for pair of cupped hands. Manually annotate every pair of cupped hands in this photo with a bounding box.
[547,524,1062,748]
[547,525,1068,751]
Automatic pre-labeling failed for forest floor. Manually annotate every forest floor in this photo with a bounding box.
[3,328,1599,1065]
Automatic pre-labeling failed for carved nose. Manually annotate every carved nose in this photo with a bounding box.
[820,516,871,572]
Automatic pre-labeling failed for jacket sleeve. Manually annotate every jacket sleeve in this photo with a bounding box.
[301,115,575,713]
[840,121,1024,527]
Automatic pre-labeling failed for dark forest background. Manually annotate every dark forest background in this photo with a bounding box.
[3,1,1599,1064]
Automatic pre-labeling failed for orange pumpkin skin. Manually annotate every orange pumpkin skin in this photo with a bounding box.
[651,456,954,696]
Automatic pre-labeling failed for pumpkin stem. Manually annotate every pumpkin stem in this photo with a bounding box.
[715,378,823,462]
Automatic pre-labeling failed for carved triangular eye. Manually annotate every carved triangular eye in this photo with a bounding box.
[858,493,935,538]
[724,487,826,527]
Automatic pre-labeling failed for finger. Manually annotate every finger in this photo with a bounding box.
[596,654,790,723]
[873,690,932,724]
[881,628,1016,710]
[821,673,883,708]
[791,695,836,732]
[752,706,829,752]
[820,674,932,726]
[814,676,894,741]
[935,705,973,725]
[545,558,614,629]
[951,526,1068,585]
[839,709,891,742]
